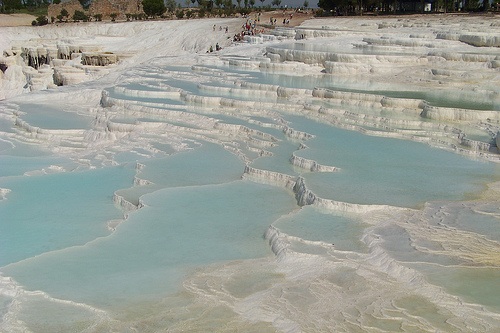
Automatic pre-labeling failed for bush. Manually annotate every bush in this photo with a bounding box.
[79,0,91,10]
[314,8,324,16]
[166,0,177,12]
[72,10,88,22]
[142,0,166,17]
[32,15,49,26]
[175,9,184,18]
[223,7,234,16]
[36,15,49,25]
[59,8,69,22]
[239,8,251,15]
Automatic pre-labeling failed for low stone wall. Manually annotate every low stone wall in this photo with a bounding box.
[81,52,118,66]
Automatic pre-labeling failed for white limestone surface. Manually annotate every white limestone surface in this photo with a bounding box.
[2,13,500,333]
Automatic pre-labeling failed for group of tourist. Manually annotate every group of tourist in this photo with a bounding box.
[269,11,293,26]
[207,43,222,53]
[206,24,230,53]
[233,15,267,41]
[213,24,229,33]
[214,10,298,46]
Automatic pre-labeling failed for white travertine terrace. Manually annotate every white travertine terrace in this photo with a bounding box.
[2,14,500,333]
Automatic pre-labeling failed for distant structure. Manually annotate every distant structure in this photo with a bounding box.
[48,0,144,21]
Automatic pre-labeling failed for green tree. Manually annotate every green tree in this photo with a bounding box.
[110,12,118,21]
[142,0,166,17]
[222,0,233,15]
[31,14,48,25]
[53,0,61,4]
[78,0,91,9]
[483,0,490,11]
[175,9,184,18]
[197,0,213,11]
[60,8,69,21]
[36,14,48,25]
[72,10,88,21]
[317,0,350,13]
[3,0,22,12]
[166,0,177,12]
[25,0,36,9]
[271,0,280,6]
[303,0,309,7]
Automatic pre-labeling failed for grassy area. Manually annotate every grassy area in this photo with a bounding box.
[8,5,48,17]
